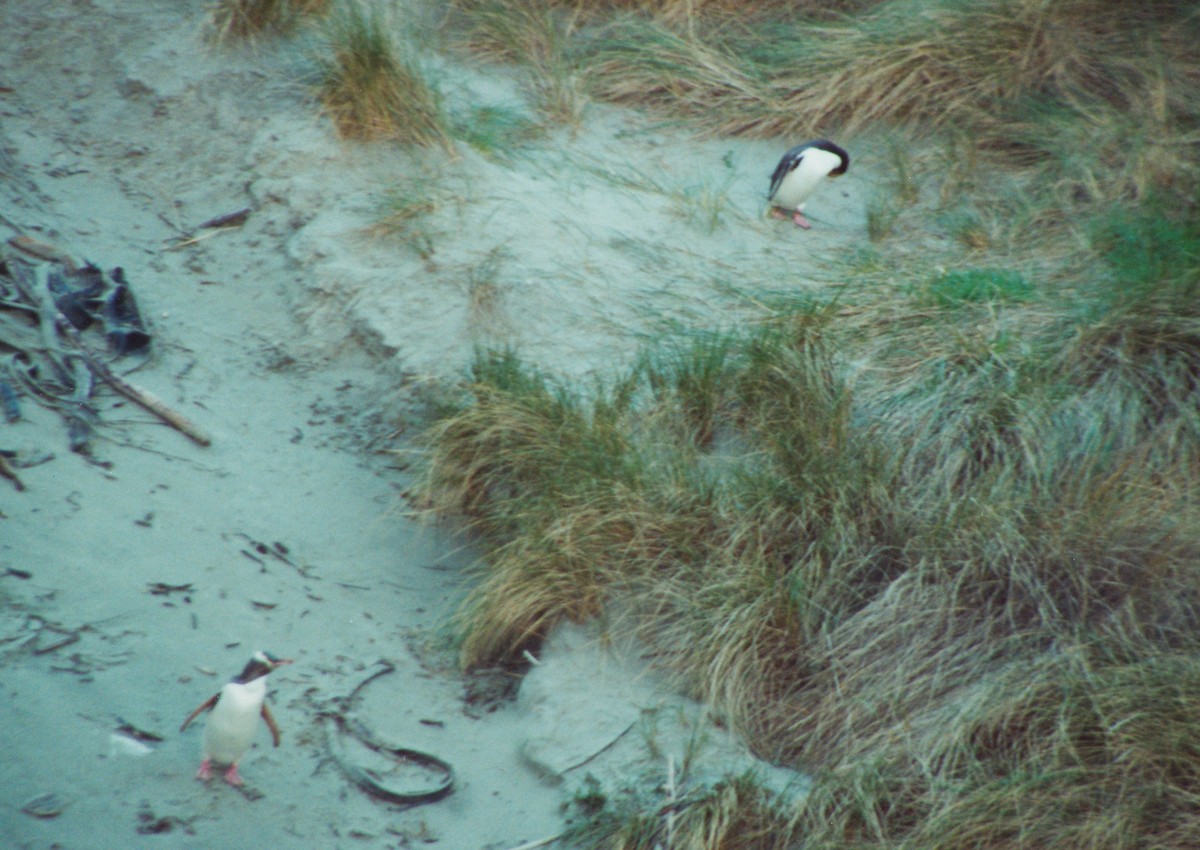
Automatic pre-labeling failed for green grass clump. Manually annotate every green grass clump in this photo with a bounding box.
[922,268,1034,306]
[314,1,453,148]
[1055,206,1200,434]
[451,105,543,158]
[1091,201,1200,297]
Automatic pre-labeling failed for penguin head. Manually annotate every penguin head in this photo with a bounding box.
[808,139,850,177]
[234,650,293,683]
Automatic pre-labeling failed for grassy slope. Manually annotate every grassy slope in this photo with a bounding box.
[414,1,1200,848]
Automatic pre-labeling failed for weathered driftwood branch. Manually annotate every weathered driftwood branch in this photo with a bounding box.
[3,240,212,448]
[28,260,211,447]
[7,234,78,271]
[85,352,212,447]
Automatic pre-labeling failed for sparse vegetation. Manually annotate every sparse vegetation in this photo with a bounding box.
[208,0,329,42]
[444,0,1198,237]
[313,1,452,148]
[445,0,588,124]
[666,172,736,233]
[452,104,543,158]
[369,176,452,260]
[463,245,510,320]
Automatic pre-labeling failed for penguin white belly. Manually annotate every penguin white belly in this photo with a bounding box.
[202,679,266,765]
[771,148,844,211]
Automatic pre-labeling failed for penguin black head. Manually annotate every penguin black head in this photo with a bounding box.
[234,650,293,683]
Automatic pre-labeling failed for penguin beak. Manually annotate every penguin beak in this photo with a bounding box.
[271,658,294,668]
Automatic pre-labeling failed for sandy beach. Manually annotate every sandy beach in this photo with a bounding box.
[0,2,845,847]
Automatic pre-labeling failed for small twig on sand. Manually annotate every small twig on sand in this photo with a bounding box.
[0,452,25,491]
[164,229,224,252]
[197,207,251,230]
[6,235,78,271]
[87,355,212,446]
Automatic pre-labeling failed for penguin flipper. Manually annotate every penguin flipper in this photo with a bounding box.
[767,146,805,201]
[262,702,282,747]
[180,693,219,733]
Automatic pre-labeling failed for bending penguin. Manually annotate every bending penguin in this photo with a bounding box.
[766,139,850,229]
[180,650,292,786]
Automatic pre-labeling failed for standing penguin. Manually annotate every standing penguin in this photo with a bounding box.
[180,650,292,786]
[766,139,850,229]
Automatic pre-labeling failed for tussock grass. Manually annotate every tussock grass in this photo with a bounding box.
[445,0,588,124]
[418,349,643,665]
[411,2,1200,847]
[564,770,794,850]
[208,0,329,42]
[314,1,453,148]
[416,199,1200,848]
[584,16,779,137]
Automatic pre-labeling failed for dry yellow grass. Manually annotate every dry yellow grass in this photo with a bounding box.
[410,3,1200,847]
[209,0,329,42]
[416,215,1200,843]
[314,1,453,148]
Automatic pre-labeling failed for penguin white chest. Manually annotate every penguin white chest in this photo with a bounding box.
[771,148,844,211]
[202,678,267,765]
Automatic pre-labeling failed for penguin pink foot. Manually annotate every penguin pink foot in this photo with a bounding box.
[196,758,213,781]
[222,764,245,786]
[792,211,812,229]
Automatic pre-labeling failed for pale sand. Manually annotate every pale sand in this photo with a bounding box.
[0,2,849,846]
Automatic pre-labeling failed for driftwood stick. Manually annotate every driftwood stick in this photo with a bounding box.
[197,207,251,230]
[7,246,212,447]
[164,229,224,252]
[87,355,212,447]
[6,235,78,271]
[28,265,212,447]
[0,453,25,491]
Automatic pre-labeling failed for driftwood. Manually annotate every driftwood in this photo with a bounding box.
[7,234,78,271]
[0,238,211,454]
[165,206,251,251]
[0,452,25,491]
[197,207,251,230]
[34,268,212,446]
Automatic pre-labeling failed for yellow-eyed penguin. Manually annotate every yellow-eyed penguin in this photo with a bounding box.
[180,650,292,786]
[766,139,850,229]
